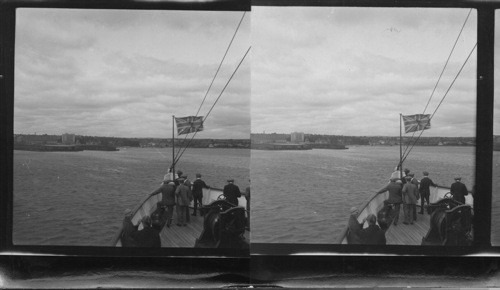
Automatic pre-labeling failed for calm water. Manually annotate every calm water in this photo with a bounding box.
[13,147,250,246]
[251,146,480,244]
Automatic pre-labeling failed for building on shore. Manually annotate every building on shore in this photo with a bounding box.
[290,132,304,144]
[62,133,76,145]
[15,133,60,145]
[251,133,288,144]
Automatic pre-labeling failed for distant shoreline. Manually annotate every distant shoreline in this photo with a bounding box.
[14,144,118,152]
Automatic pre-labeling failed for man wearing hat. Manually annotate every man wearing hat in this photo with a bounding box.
[402,175,419,225]
[192,173,209,216]
[450,176,468,204]
[150,177,177,228]
[181,175,193,223]
[223,179,241,207]
[419,171,437,214]
[376,177,403,225]
[347,207,364,244]
[175,177,192,226]
[408,173,419,222]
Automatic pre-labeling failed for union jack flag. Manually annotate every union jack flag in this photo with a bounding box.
[175,116,204,135]
[402,114,431,133]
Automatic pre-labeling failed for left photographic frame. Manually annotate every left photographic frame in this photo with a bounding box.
[1,0,251,257]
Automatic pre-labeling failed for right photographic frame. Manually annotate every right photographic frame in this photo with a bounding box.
[250,4,492,254]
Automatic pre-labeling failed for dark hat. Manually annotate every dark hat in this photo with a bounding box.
[404,168,410,173]
[454,176,462,181]
[405,176,412,180]
[423,171,429,176]
[196,173,201,178]
[227,178,234,182]
[181,175,187,179]
[409,173,415,177]
[177,170,183,175]
[177,177,186,181]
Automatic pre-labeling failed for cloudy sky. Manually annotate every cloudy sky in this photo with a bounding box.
[252,7,478,137]
[14,8,250,139]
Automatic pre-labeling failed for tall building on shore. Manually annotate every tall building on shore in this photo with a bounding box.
[291,132,304,143]
[62,133,76,145]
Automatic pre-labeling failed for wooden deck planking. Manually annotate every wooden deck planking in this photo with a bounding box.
[159,210,204,247]
[385,207,430,245]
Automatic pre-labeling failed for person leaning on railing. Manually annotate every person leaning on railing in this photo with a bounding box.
[376,177,403,226]
[149,177,176,228]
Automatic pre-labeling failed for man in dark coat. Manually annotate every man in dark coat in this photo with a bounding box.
[450,176,468,204]
[192,173,209,216]
[402,176,419,225]
[408,173,419,222]
[121,209,139,247]
[150,178,176,228]
[376,177,403,225]
[347,207,364,244]
[360,214,386,245]
[223,179,241,206]
[419,171,437,214]
[131,216,161,248]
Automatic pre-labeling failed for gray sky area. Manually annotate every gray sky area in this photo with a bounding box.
[14,9,250,139]
[252,7,478,137]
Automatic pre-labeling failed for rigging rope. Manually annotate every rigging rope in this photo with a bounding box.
[401,42,477,165]
[174,46,252,166]
[401,9,473,160]
[173,12,247,164]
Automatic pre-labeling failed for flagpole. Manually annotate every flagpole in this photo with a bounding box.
[399,113,403,178]
[172,115,175,179]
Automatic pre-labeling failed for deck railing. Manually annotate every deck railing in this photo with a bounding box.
[111,187,247,246]
[337,184,474,244]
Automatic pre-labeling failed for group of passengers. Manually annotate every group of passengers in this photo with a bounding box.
[347,167,469,245]
[121,170,248,247]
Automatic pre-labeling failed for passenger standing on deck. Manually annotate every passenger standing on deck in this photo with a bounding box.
[175,177,191,226]
[408,173,419,222]
[450,176,468,204]
[376,177,403,225]
[347,207,364,244]
[223,179,241,206]
[131,216,161,248]
[401,168,410,183]
[182,175,193,223]
[149,178,176,228]
[192,173,209,216]
[360,214,386,245]
[175,170,184,186]
[402,176,418,225]
[419,171,437,214]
